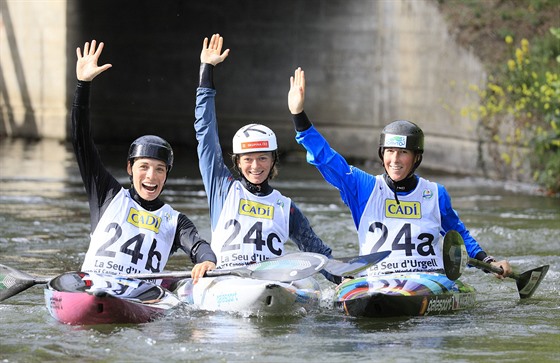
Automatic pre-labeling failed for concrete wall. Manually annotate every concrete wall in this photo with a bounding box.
[0,0,67,139]
[0,0,489,176]
[389,1,486,174]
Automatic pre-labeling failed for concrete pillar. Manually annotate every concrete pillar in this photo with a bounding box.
[389,0,487,174]
[0,0,67,139]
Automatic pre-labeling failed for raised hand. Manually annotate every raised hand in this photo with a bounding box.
[288,67,305,115]
[200,34,230,66]
[76,40,112,82]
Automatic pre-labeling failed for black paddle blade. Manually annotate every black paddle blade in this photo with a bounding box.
[442,230,468,280]
[0,264,48,301]
[516,265,549,299]
[323,250,391,276]
[243,252,328,282]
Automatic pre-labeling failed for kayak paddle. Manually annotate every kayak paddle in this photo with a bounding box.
[126,252,329,282]
[0,266,50,302]
[127,250,390,280]
[0,250,392,302]
[442,230,549,299]
[0,252,327,302]
[322,250,391,276]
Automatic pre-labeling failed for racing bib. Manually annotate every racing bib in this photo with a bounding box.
[81,189,179,275]
[358,176,444,275]
[212,181,290,269]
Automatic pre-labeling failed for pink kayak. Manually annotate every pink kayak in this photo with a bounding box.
[44,271,180,325]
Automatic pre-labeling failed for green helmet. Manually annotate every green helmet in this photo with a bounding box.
[378,120,424,160]
[128,135,174,171]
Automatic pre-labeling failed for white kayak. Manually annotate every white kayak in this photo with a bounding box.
[173,276,321,316]
[170,251,393,316]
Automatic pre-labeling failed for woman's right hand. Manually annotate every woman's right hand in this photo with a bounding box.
[288,67,305,115]
[200,33,230,66]
[76,40,112,81]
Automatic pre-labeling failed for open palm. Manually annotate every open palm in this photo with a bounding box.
[76,40,112,81]
[200,34,230,66]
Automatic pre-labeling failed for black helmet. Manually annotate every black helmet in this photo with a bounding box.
[378,120,424,160]
[128,135,174,171]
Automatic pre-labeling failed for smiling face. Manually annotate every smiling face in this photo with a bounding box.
[237,152,274,185]
[127,158,168,201]
[382,148,418,182]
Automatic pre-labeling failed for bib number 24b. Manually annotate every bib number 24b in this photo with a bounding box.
[95,222,162,272]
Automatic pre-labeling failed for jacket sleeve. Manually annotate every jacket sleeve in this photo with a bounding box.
[438,184,488,260]
[194,87,234,230]
[295,125,376,229]
[173,213,217,265]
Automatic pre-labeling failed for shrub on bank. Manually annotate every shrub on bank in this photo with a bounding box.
[462,28,560,195]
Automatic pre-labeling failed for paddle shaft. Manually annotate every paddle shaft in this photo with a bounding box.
[125,269,265,280]
[0,253,325,301]
[442,230,549,299]
[466,258,519,279]
[1,251,391,301]
[126,251,391,280]
[0,251,379,301]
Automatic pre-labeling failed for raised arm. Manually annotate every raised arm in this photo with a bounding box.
[195,34,234,229]
[287,67,376,227]
[72,40,120,232]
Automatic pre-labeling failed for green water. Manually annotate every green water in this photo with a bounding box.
[1,139,558,363]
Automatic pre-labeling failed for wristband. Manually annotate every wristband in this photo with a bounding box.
[199,63,214,89]
[292,111,312,132]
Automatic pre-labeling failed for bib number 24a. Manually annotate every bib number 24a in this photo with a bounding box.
[368,222,436,256]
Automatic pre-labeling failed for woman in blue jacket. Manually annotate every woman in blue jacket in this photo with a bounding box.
[287,67,511,278]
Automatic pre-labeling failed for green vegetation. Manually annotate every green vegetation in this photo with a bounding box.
[461,30,559,195]
[436,0,560,195]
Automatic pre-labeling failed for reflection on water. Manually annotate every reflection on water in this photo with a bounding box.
[1,139,559,362]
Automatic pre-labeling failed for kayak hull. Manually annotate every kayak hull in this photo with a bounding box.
[336,272,476,318]
[174,276,321,316]
[44,272,180,325]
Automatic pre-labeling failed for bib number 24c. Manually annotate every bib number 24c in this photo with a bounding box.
[221,219,282,256]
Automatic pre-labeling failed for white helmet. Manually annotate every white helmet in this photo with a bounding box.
[232,124,278,154]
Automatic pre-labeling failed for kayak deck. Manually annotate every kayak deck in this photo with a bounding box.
[336,272,476,318]
[174,275,321,316]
